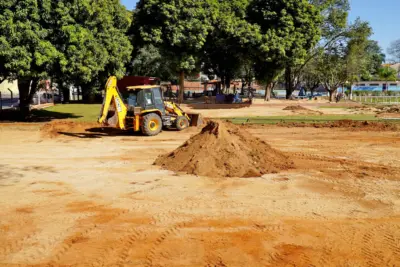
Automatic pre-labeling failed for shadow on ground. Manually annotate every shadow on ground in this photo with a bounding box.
[0,109,82,122]
[58,127,140,139]
[186,103,251,110]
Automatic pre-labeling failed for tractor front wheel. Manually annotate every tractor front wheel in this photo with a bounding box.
[142,113,162,136]
[176,116,189,131]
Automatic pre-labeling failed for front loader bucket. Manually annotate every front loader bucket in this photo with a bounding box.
[188,113,202,127]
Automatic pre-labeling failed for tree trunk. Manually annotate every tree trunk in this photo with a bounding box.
[62,87,70,103]
[349,85,353,100]
[221,76,226,93]
[264,83,272,101]
[225,76,231,94]
[285,67,293,99]
[82,89,90,103]
[178,70,185,103]
[310,86,316,97]
[241,80,245,95]
[18,78,39,119]
[328,89,337,102]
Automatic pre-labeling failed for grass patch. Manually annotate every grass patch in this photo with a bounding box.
[33,104,101,122]
[225,114,382,125]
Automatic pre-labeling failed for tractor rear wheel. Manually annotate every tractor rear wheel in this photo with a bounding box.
[142,113,162,136]
[176,116,189,131]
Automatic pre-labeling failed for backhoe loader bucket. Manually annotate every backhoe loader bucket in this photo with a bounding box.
[188,113,202,127]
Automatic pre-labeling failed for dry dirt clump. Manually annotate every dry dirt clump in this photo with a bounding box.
[155,120,294,178]
[375,105,400,118]
[376,105,400,113]
[283,105,309,111]
[283,105,323,115]
[40,121,99,138]
[278,120,398,131]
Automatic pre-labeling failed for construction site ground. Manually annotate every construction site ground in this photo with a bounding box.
[1,103,400,267]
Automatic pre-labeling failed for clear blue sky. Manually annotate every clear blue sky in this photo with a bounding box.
[122,0,399,55]
[348,0,399,55]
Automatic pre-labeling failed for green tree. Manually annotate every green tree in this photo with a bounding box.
[317,47,347,102]
[201,0,258,92]
[50,0,132,102]
[316,19,372,101]
[363,40,386,80]
[0,0,61,116]
[301,55,321,96]
[247,0,322,100]
[0,0,132,117]
[377,66,397,91]
[128,44,176,81]
[132,0,215,103]
[283,0,349,99]
[344,19,373,91]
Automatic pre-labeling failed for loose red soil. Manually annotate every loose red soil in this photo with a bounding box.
[155,120,294,178]
[277,120,398,131]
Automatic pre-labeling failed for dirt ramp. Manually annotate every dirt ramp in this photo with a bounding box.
[283,105,323,115]
[155,120,294,178]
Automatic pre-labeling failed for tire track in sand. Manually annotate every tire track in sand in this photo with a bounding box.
[144,222,187,267]
[48,208,131,264]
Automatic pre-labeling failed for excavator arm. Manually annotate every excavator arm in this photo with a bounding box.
[98,76,128,130]
[164,101,190,121]
[164,101,201,126]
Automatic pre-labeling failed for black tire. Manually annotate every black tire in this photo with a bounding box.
[141,113,162,136]
[176,116,189,131]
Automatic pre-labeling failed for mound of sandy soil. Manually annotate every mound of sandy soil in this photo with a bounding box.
[41,121,100,138]
[376,105,400,114]
[375,106,400,118]
[283,105,309,111]
[283,105,323,115]
[155,120,294,178]
[278,120,398,131]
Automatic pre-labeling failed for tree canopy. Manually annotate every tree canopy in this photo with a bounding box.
[0,0,132,116]
[247,0,322,99]
[132,0,215,102]
[201,0,258,91]
[0,0,391,117]
[128,44,176,81]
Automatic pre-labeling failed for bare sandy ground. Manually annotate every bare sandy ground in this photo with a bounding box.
[0,118,400,266]
[182,99,367,118]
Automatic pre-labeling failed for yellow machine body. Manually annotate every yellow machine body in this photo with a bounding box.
[98,76,201,136]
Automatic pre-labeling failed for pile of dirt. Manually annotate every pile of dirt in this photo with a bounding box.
[375,106,400,118]
[283,105,309,111]
[40,121,100,138]
[277,120,398,131]
[376,105,400,114]
[155,120,294,178]
[283,105,323,115]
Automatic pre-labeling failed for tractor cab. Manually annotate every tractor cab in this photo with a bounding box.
[124,85,166,115]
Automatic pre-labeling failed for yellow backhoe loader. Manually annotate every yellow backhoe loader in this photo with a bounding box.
[98,76,201,136]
